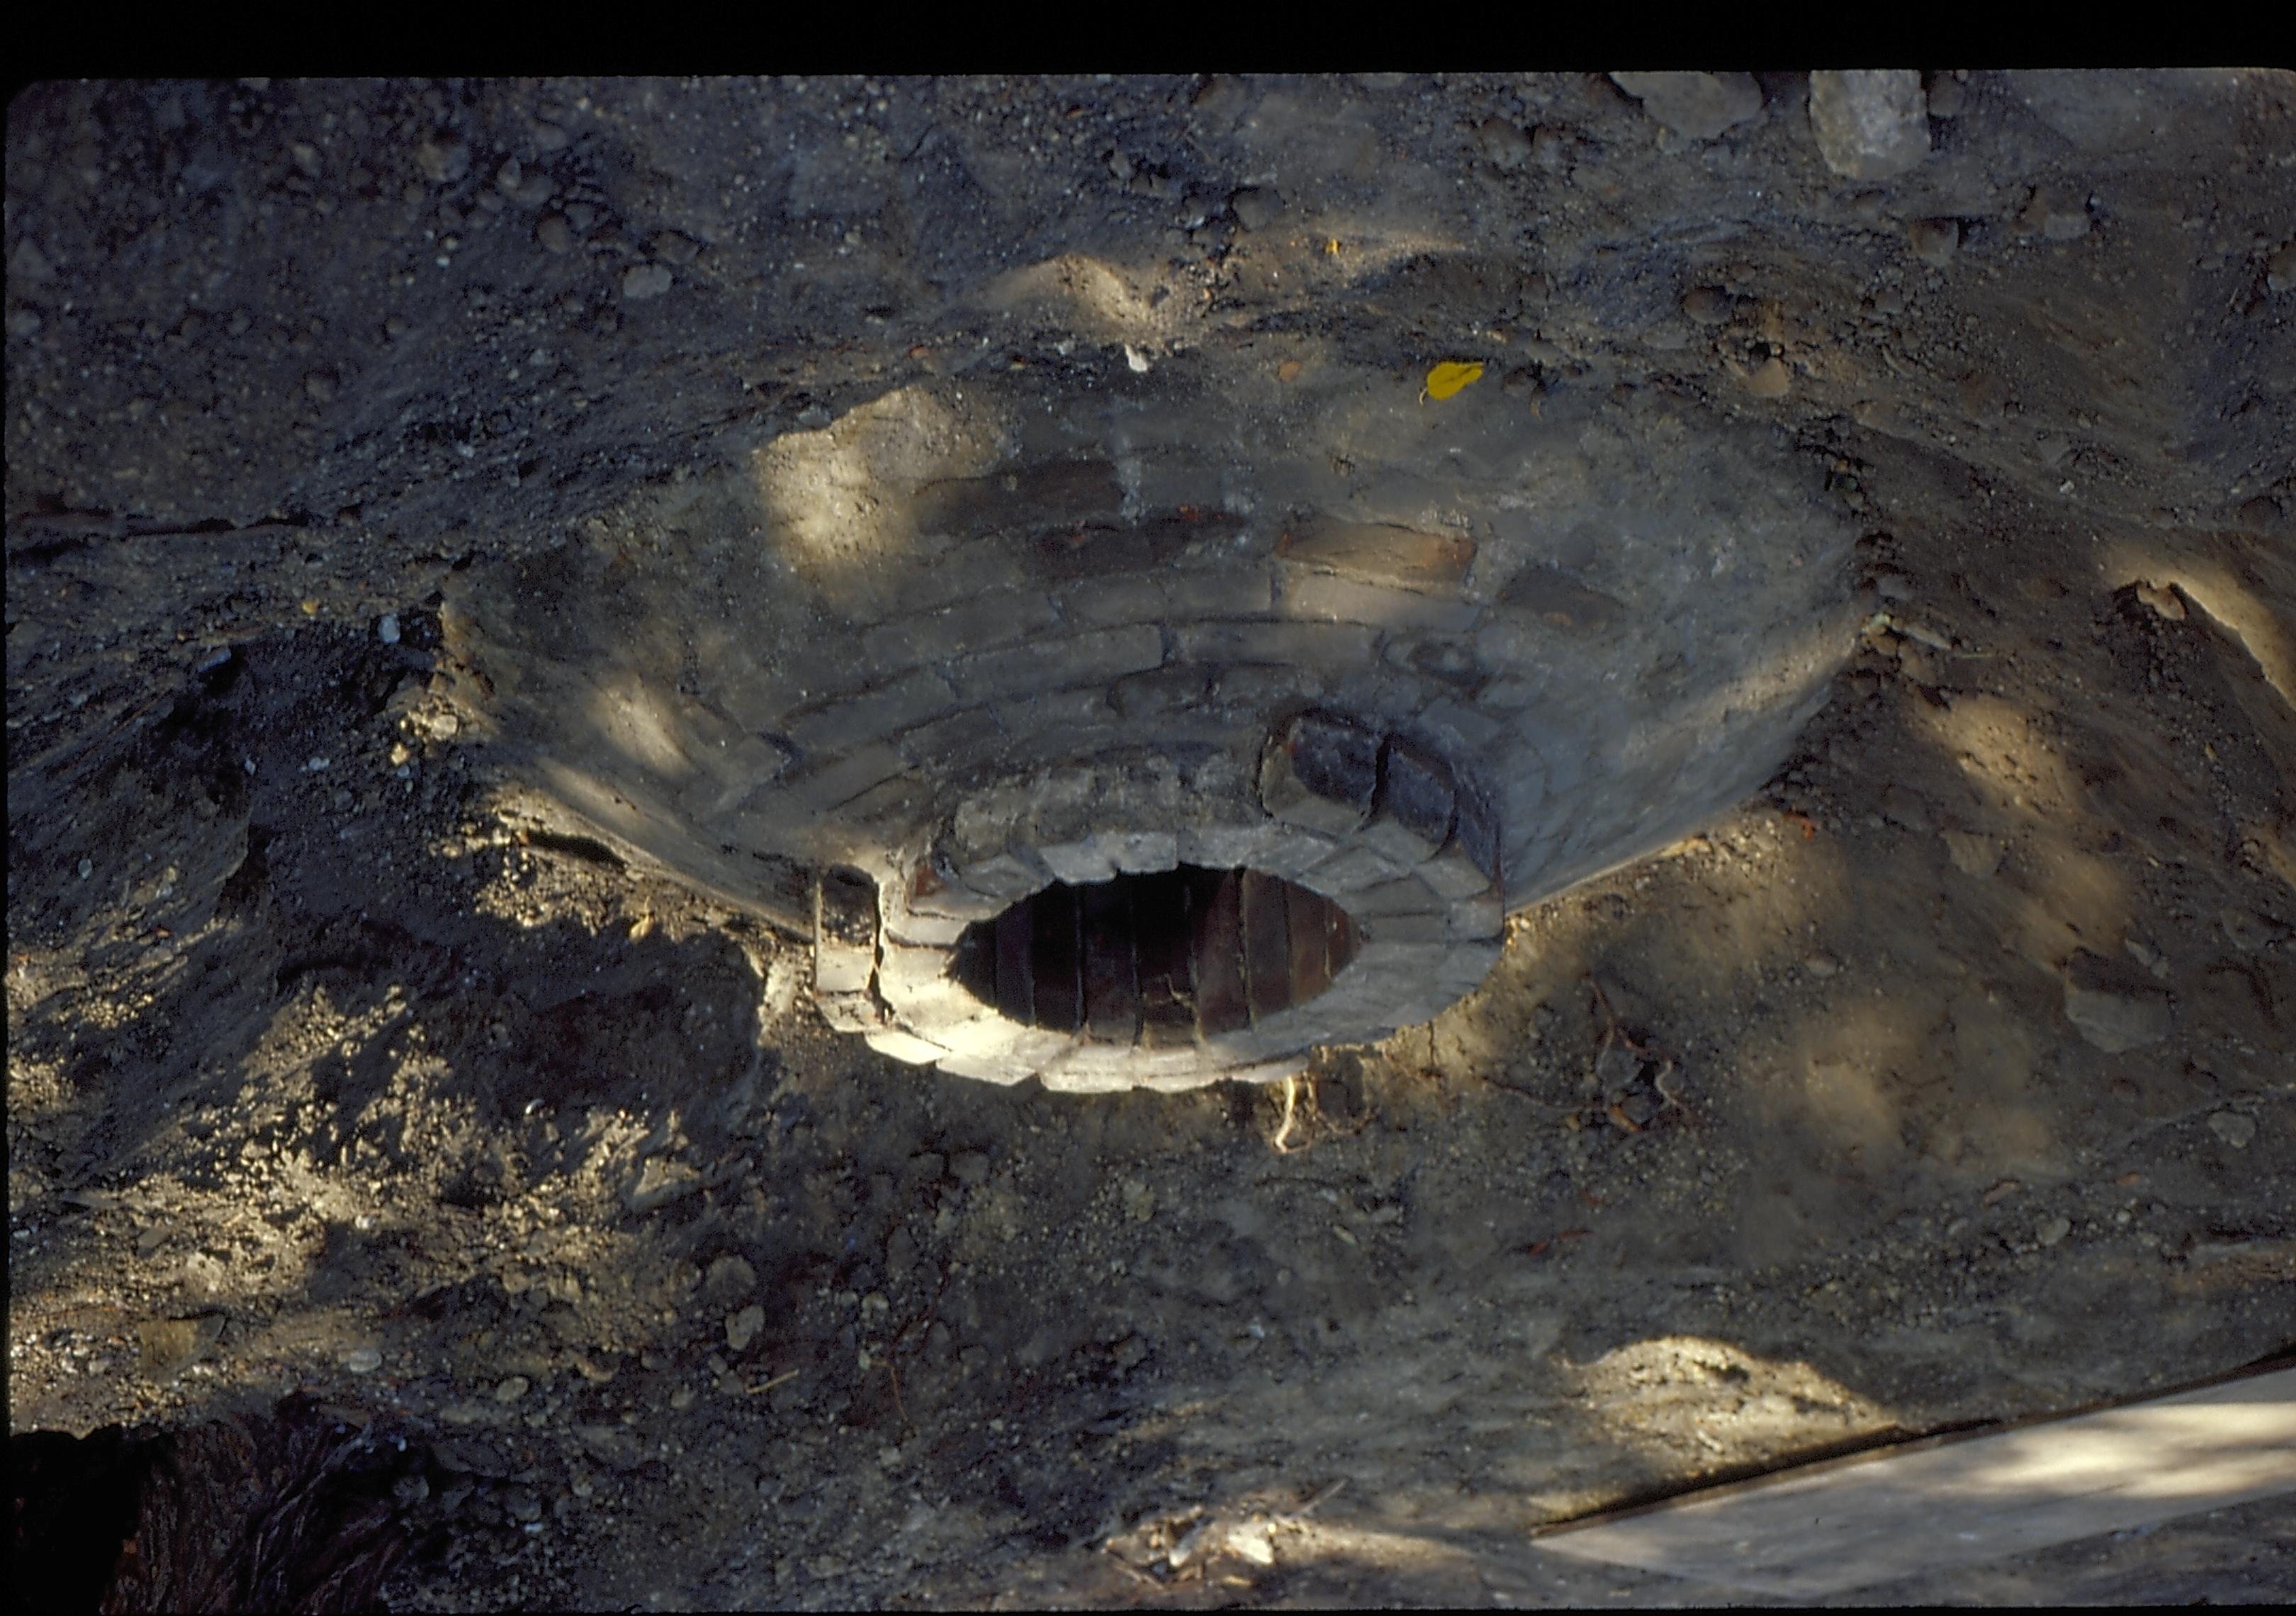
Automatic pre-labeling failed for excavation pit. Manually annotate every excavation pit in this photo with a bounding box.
[948,865,1360,1046]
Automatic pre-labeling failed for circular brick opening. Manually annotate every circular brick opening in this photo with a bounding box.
[948,865,1358,1045]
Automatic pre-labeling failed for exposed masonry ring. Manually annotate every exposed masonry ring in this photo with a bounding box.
[809,711,1504,1090]
[444,369,1860,1095]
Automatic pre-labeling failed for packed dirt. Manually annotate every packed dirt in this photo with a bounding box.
[8,72,2294,1607]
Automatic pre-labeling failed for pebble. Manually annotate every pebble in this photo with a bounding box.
[1879,784,1935,834]
[2062,973,2173,1054]
[704,1254,757,1303]
[415,135,471,185]
[2021,186,2091,242]
[622,264,673,301]
[1608,72,1764,141]
[2269,242,2295,294]
[1908,217,1959,269]
[377,612,400,644]
[1477,119,1531,172]
[344,1346,383,1374]
[726,1303,765,1353]
[1744,357,1791,398]
[536,215,572,254]
[1940,830,2002,878]
[304,370,338,404]
[1807,70,1930,181]
[2207,1111,2256,1150]
[494,1374,530,1403]
[1927,74,1968,119]
[653,230,700,266]
[505,1486,544,1524]
[950,1150,991,1187]
[2036,1215,2071,1248]
[77,858,92,880]
[1682,286,1732,325]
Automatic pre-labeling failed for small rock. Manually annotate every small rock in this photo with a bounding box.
[1227,187,1281,231]
[2269,242,2295,294]
[304,370,338,404]
[414,135,470,185]
[2221,906,2283,953]
[536,214,572,254]
[1609,72,1765,141]
[622,263,673,301]
[344,1346,383,1374]
[1908,217,1959,268]
[1477,119,1531,171]
[950,1149,991,1187]
[1744,356,1791,398]
[704,1254,757,1304]
[624,1156,700,1213]
[1682,286,1732,325]
[1926,73,1969,120]
[1940,830,2002,878]
[1879,784,1935,834]
[139,1315,225,1379]
[77,858,92,880]
[494,1374,530,1403]
[2036,1214,2071,1248]
[10,238,55,284]
[504,1486,544,1524]
[1803,954,1840,978]
[726,1303,765,1353]
[2237,495,2285,532]
[1808,70,1930,181]
[377,612,400,644]
[2021,186,2090,241]
[573,1423,646,1471]
[1529,125,1576,172]
[289,142,322,179]
[2061,950,2173,1053]
[2207,1111,2256,1150]
[653,230,700,266]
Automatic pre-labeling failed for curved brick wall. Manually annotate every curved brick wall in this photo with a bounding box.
[443,363,1860,1087]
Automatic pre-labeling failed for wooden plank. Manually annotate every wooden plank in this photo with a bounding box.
[1534,1365,2296,1598]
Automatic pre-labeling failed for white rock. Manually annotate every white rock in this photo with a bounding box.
[1808,70,1930,181]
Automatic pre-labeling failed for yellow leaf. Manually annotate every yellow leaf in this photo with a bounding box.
[1424,361,1484,400]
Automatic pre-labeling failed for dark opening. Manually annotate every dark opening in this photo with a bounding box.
[951,865,1358,1045]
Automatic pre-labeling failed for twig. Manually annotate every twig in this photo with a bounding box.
[745,1368,799,1396]
[1270,1074,1299,1155]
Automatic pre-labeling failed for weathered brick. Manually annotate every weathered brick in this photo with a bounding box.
[1417,846,1495,899]
[780,740,908,813]
[1260,709,1379,834]
[1449,891,1505,939]
[814,989,884,1033]
[993,901,1037,1023]
[1345,875,1439,919]
[1186,865,1251,1037]
[1413,696,1506,753]
[934,1050,1033,1086]
[1281,571,1482,632]
[884,539,1035,615]
[913,459,1124,543]
[1276,519,1476,589]
[1023,879,1083,1033]
[1451,782,1503,884]
[863,589,1061,669]
[787,668,960,752]
[894,705,1006,769]
[1174,620,1378,670]
[1059,573,1167,628]
[1300,842,1408,897]
[1239,870,1294,1025]
[952,624,1164,703]
[1080,878,1142,1042]
[1161,566,1276,619]
[864,1027,949,1065]
[1132,872,1196,1047]
[1037,838,1119,885]
[958,851,1045,904]
[1370,739,1457,864]
[1109,829,1180,875]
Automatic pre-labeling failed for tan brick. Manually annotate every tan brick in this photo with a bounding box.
[1281,571,1481,632]
[1276,519,1475,589]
